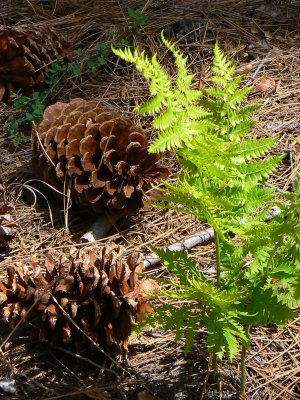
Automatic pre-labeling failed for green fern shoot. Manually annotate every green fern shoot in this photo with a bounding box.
[112,34,299,395]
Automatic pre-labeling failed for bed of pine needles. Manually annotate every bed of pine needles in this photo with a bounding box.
[0,1,299,399]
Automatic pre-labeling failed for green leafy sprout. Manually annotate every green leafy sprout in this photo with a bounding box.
[127,7,147,30]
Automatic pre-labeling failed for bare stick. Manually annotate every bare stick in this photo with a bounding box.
[143,207,281,270]
[143,227,214,269]
[251,50,272,79]
[80,214,120,242]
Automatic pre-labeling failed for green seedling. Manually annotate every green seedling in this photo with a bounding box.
[127,7,147,29]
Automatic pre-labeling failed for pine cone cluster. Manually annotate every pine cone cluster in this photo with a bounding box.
[0,244,155,356]
[0,24,67,103]
[31,98,168,215]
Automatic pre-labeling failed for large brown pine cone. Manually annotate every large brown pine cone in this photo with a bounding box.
[0,24,67,103]
[0,244,156,356]
[31,98,169,215]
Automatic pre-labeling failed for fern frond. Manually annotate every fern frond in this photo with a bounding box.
[211,42,236,85]
[228,120,256,138]
[228,104,260,126]
[269,262,300,308]
[148,124,184,152]
[242,186,275,214]
[205,87,228,100]
[205,311,248,361]
[230,137,278,163]
[160,32,193,96]
[184,316,197,354]
[228,86,252,108]
[135,94,165,114]
[112,46,172,115]
[151,246,244,308]
[152,102,178,130]
[198,98,227,115]
[237,155,283,185]
[245,286,295,326]
[150,246,205,284]
[185,105,211,120]
[115,34,295,369]
[225,75,244,93]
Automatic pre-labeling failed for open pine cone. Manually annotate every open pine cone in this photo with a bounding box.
[31,98,169,215]
[0,24,67,103]
[0,244,156,356]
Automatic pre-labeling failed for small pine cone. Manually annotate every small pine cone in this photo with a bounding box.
[0,24,68,103]
[0,244,156,356]
[31,98,169,215]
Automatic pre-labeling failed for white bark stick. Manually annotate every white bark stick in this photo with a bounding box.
[143,206,281,270]
[143,227,214,269]
[80,214,120,242]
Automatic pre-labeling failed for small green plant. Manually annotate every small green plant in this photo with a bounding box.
[52,43,109,77]
[4,114,30,146]
[127,7,147,31]
[106,28,130,48]
[85,43,108,72]
[4,59,62,145]
[112,33,299,395]
[105,11,146,50]
[5,91,46,146]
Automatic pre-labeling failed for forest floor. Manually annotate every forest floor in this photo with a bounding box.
[0,1,299,399]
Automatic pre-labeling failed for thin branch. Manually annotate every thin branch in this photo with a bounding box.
[143,227,214,269]
[143,207,281,270]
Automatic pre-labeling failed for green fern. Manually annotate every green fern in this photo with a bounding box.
[114,34,299,391]
[137,247,246,357]
[205,311,248,362]
[112,32,208,153]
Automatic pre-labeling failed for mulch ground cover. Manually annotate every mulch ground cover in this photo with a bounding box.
[0,1,299,399]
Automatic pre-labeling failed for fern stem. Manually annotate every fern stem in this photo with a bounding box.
[212,229,221,380]
[263,242,279,282]
[212,351,218,380]
[240,325,250,398]
[214,230,221,288]
[199,173,206,193]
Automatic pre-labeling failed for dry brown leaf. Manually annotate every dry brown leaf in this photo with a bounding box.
[235,63,253,76]
[137,391,157,400]
[251,75,276,94]
[137,279,158,294]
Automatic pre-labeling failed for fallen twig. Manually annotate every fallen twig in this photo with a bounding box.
[251,50,272,79]
[143,207,281,270]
